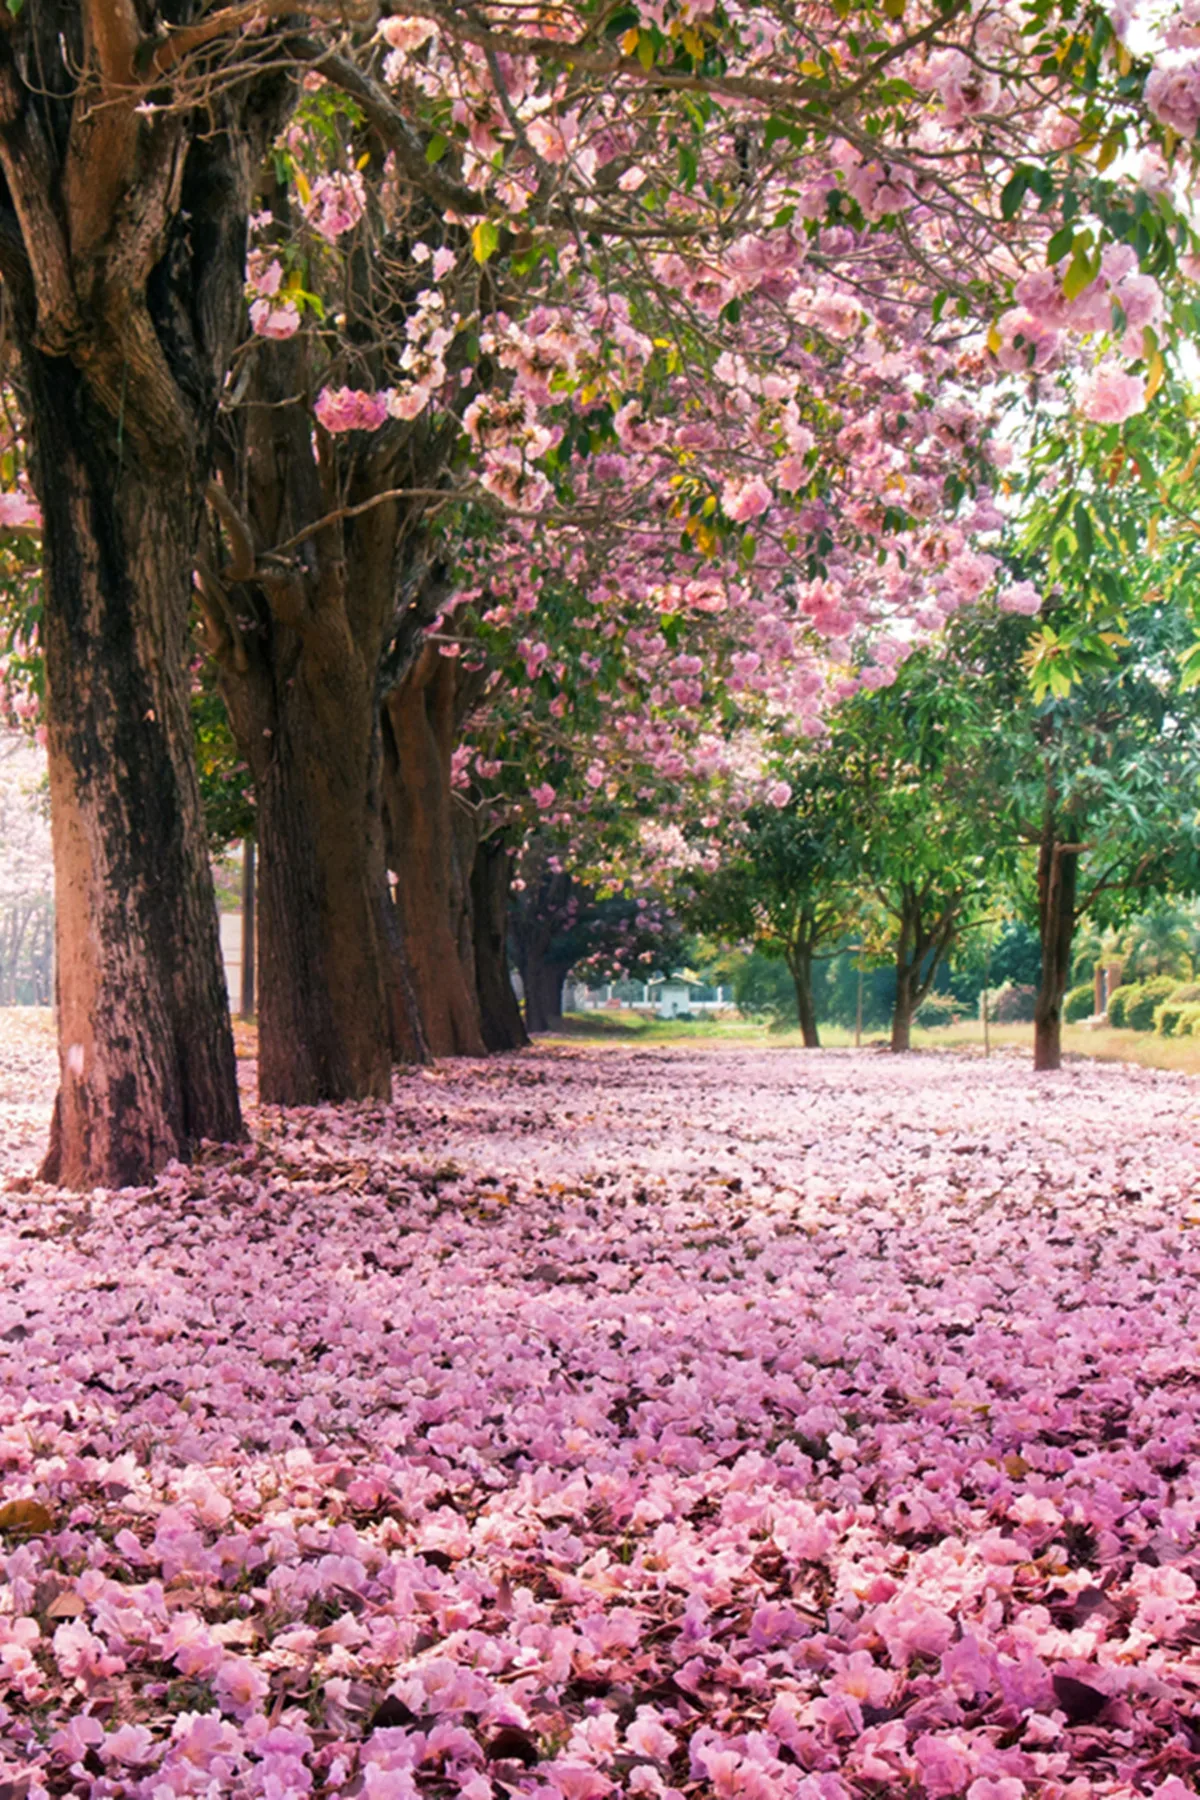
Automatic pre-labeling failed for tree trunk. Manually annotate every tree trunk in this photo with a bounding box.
[788,948,820,1048]
[240,837,256,1020]
[891,964,915,1053]
[381,649,486,1057]
[0,41,291,1184]
[522,945,569,1033]
[27,355,241,1186]
[1034,833,1078,1073]
[217,600,396,1105]
[471,836,529,1051]
[209,334,426,1104]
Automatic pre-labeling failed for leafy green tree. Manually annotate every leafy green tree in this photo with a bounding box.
[944,601,1200,1069]
[683,768,857,1047]
[828,652,1007,1053]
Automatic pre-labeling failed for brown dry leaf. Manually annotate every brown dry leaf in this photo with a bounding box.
[0,1498,52,1535]
[46,1591,86,1620]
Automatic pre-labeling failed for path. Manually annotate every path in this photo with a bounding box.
[0,1033,1198,1797]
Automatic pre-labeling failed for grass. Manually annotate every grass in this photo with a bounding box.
[547,1010,1200,1075]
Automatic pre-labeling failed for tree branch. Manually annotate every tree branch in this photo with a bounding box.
[290,37,488,218]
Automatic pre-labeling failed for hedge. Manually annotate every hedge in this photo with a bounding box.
[1064,983,1095,1023]
[1155,1000,1200,1038]
[914,994,964,1028]
[1108,977,1177,1031]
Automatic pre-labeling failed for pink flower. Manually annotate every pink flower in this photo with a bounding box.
[721,476,772,523]
[1145,58,1200,136]
[914,1733,975,1798]
[213,1654,270,1720]
[101,1723,157,1765]
[378,14,436,49]
[764,781,792,808]
[249,297,301,340]
[314,386,391,433]
[996,581,1042,616]
[626,1710,677,1760]
[531,783,556,810]
[304,170,366,243]
[1078,362,1147,423]
[0,492,41,529]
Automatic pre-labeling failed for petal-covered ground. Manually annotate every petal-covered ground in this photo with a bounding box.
[1,1026,1200,1800]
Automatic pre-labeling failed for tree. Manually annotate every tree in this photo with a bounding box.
[827,654,1003,1052]
[511,841,682,1032]
[930,599,1200,1070]
[683,769,856,1046]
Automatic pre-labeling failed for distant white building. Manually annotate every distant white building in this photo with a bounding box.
[570,973,731,1017]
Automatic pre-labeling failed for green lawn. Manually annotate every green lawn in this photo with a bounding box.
[548,1010,1200,1073]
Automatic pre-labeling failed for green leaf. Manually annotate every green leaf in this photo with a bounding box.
[1062,248,1099,300]
[1074,502,1095,561]
[471,219,500,264]
[1000,170,1029,221]
[425,134,450,165]
[1046,224,1075,263]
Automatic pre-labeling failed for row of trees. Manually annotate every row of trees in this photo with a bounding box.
[683,599,1200,1068]
[0,0,1198,1183]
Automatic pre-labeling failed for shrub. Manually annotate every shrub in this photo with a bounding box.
[985,982,1037,1023]
[915,994,963,1028]
[1064,983,1095,1023]
[1167,982,1200,1005]
[1156,1000,1200,1037]
[1109,977,1176,1031]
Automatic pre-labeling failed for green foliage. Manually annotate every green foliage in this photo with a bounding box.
[985,983,1038,1023]
[730,951,798,1025]
[1121,903,1199,982]
[192,682,255,852]
[948,918,1042,1007]
[914,993,964,1028]
[1108,977,1177,1030]
[1064,982,1096,1022]
[683,766,857,969]
[821,952,896,1032]
[1167,982,1200,1004]
[1154,1000,1200,1037]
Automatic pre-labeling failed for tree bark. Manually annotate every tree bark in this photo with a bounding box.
[28,354,241,1186]
[891,963,915,1054]
[522,946,569,1033]
[889,886,956,1054]
[381,648,486,1057]
[0,27,292,1184]
[213,596,396,1104]
[240,837,256,1020]
[1034,833,1078,1073]
[471,835,529,1051]
[788,947,820,1048]
[209,334,444,1102]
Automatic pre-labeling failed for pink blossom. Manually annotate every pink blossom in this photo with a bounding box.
[721,476,772,523]
[304,169,366,242]
[378,14,436,49]
[531,783,556,809]
[0,492,42,530]
[764,780,792,808]
[314,386,391,433]
[1145,58,1200,136]
[213,1654,270,1719]
[1077,362,1147,423]
[249,297,301,340]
